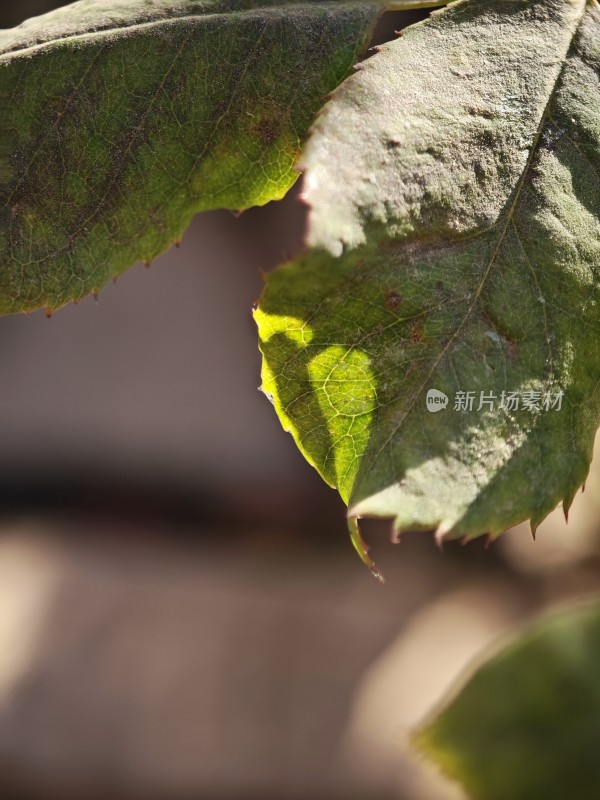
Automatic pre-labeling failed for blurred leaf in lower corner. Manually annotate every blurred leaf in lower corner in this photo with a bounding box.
[414,599,600,800]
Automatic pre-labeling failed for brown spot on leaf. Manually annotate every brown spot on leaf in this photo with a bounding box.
[409,323,424,344]
[505,335,517,359]
[259,118,279,147]
[385,290,402,310]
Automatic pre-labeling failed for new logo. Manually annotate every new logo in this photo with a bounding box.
[426,389,448,413]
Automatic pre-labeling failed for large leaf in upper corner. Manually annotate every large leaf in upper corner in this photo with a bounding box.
[0,0,395,315]
[414,600,600,800]
[256,0,600,553]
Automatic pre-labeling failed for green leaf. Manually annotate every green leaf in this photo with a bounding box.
[256,0,600,565]
[414,600,600,800]
[0,0,396,315]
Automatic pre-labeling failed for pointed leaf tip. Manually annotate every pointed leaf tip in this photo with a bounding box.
[348,516,384,583]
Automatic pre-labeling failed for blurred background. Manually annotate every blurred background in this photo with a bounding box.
[1,2,600,799]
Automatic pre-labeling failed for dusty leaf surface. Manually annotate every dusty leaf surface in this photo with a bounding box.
[256,0,600,546]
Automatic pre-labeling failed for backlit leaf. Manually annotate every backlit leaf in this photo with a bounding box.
[256,0,600,566]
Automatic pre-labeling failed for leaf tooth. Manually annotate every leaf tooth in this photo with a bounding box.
[434,520,453,550]
[562,464,592,520]
[430,4,450,17]
[530,523,537,541]
[529,508,551,540]
[563,486,580,519]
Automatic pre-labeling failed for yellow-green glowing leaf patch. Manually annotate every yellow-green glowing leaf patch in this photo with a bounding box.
[415,601,600,800]
[256,0,600,552]
[0,0,395,314]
